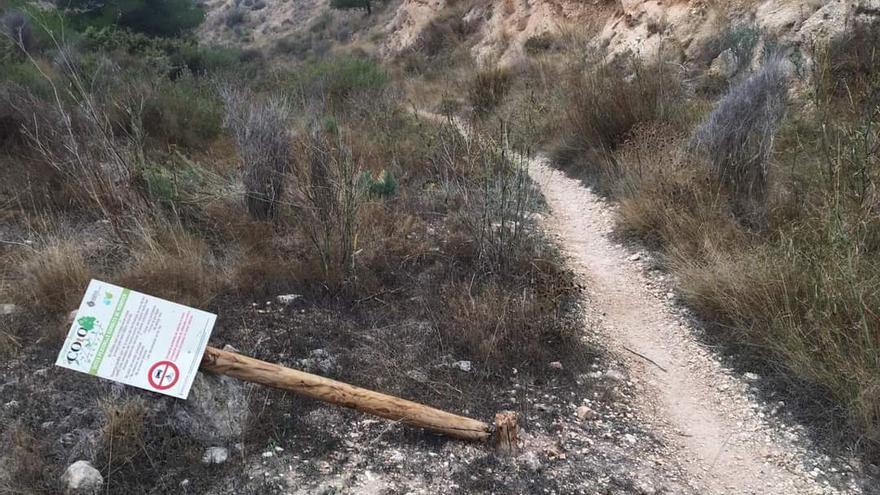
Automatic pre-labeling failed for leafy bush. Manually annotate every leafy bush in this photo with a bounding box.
[690,56,787,224]
[292,56,389,105]
[359,169,397,198]
[142,75,224,150]
[59,0,205,37]
[83,26,252,76]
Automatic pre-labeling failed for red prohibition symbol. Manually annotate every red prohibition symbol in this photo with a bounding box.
[147,360,180,390]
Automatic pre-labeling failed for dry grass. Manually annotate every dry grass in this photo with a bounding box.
[221,86,292,220]
[98,397,147,466]
[119,223,223,307]
[15,239,91,318]
[551,57,686,193]
[5,424,50,493]
[468,67,512,116]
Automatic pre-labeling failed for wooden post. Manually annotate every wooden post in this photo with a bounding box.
[200,346,496,442]
[64,311,517,446]
[493,411,519,454]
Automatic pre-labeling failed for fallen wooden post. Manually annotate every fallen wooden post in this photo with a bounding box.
[201,345,497,442]
[65,310,516,448]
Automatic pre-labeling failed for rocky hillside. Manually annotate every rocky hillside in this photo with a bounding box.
[199,0,878,68]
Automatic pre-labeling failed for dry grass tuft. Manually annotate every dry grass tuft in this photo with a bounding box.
[16,239,91,318]
[98,397,147,466]
[5,424,50,492]
[119,223,223,307]
[468,67,512,116]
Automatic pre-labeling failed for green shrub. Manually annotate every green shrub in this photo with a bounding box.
[292,56,389,104]
[142,163,210,206]
[359,169,397,198]
[142,76,224,150]
[83,26,252,76]
[60,0,205,37]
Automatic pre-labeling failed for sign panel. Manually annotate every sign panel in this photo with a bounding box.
[55,279,216,399]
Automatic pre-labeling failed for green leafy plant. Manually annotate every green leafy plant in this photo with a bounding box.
[359,169,397,198]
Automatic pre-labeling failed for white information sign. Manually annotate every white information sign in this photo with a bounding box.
[55,279,216,399]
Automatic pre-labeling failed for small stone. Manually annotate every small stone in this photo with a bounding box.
[0,303,18,315]
[452,360,473,373]
[604,369,626,382]
[576,405,596,421]
[406,370,428,383]
[262,451,274,458]
[61,461,103,495]
[521,451,542,472]
[276,294,301,305]
[549,361,563,370]
[274,446,284,452]
[628,253,641,262]
[666,292,675,300]
[743,372,760,381]
[202,447,229,465]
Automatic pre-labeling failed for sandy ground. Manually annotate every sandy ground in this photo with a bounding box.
[527,153,867,495]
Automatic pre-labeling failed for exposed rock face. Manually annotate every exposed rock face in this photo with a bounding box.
[61,461,103,495]
[173,372,248,445]
[197,0,880,74]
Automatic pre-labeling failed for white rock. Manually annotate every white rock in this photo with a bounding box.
[202,447,229,465]
[628,253,641,262]
[605,369,627,382]
[276,294,302,305]
[576,405,596,421]
[743,372,760,381]
[0,303,18,315]
[709,48,739,79]
[548,361,563,370]
[61,461,103,495]
[452,360,473,372]
[262,451,274,458]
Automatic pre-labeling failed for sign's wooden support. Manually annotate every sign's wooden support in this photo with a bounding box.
[200,346,508,443]
[64,310,517,449]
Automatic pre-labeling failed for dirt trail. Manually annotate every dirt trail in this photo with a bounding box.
[528,156,860,495]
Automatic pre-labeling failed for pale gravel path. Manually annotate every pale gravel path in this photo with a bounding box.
[528,155,862,495]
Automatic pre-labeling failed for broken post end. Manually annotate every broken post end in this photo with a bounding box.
[493,411,519,455]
